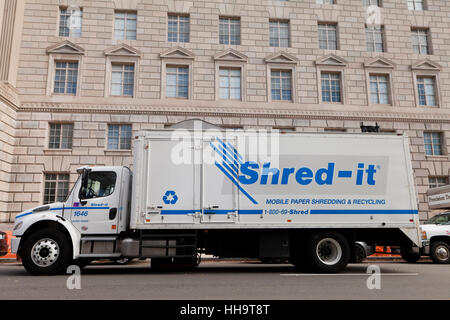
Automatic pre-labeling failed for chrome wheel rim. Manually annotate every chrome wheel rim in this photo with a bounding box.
[435,245,449,261]
[31,238,59,267]
[316,238,342,265]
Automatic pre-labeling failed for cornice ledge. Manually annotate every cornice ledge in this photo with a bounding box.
[18,102,450,123]
[0,82,20,111]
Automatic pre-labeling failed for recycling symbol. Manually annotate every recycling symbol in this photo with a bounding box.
[162,190,178,205]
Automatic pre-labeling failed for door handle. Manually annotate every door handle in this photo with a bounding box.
[109,208,117,220]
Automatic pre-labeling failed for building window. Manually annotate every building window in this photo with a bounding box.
[317,0,335,3]
[321,72,342,103]
[219,68,241,100]
[107,124,132,150]
[366,26,385,52]
[429,176,449,188]
[48,123,73,149]
[219,17,240,45]
[412,28,431,54]
[318,23,338,50]
[424,132,443,156]
[59,7,82,37]
[269,20,290,48]
[168,14,189,43]
[54,61,78,95]
[369,74,390,104]
[408,0,425,10]
[166,66,189,98]
[417,76,437,106]
[44,173,70,204]
[114,11,137,40]
[363,0,381,6]
[111,64,134,97]
[271,70,292,101]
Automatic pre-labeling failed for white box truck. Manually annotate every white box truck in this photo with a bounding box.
[11,123,422,274]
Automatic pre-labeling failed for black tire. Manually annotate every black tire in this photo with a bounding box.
[354,243,367,263]
[430,241,450,264]
[21,228,72,275]
[400,246,421,263]
[305,232,351,273]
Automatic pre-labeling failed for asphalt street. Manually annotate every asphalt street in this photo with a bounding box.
[0,260,448,300]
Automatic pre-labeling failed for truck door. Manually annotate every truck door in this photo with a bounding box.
[144,139,198,224]
[70,169,122,234]
[201,137,239,223]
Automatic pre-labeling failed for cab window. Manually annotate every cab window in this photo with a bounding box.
[425,213,450,225]
[80,172,116,200]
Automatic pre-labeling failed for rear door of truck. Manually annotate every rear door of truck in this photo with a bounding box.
[143,138,198,224]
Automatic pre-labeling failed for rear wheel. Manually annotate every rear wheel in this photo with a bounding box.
[430,241,450,264]
[354,243,367,263]
[400,246,421,263]
[305,232,350,273]
[21,228,71,275]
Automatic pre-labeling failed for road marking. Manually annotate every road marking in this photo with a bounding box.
[281,273,419,276]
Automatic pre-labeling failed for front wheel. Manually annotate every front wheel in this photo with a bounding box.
[430,241,450,264]
[305,232,351,273]
[21,228,72,275]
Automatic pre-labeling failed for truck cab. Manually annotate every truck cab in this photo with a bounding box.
[11,166,132,274]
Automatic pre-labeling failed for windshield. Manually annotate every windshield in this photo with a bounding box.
[64,175,80,203]
[424,213,450,225]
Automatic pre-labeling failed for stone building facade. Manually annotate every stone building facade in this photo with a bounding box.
[1,0,450,222]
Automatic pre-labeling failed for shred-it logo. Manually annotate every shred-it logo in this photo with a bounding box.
[210,137,380,205]
[210,137,258,205]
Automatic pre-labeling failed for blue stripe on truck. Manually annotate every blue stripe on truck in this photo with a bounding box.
[160,209,417,215]
[310,209,418,215]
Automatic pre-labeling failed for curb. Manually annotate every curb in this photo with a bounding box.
[0,259,18,263]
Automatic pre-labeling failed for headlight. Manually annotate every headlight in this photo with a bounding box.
[13,221,23,231]
[0,233,4,240]
[421,230,428,240]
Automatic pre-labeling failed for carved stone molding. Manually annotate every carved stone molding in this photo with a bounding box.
[0,81,19,110]
[18,101,450,123]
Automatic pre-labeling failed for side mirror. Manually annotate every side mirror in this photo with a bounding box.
[79,168,91,200]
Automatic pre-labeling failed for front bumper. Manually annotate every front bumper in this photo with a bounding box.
[10,237,20,254]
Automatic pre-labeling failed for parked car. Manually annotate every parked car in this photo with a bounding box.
[421,212,450,264]
[0,231,8,256]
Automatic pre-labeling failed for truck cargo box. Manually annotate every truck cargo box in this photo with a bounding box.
[130,129,421,247]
